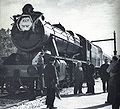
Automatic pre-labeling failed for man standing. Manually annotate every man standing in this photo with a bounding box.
[112,55,120,109]
[37,53,44,95]
[44,57,58,109]
[100,59,109,93]
[106,56,119,106]
[86,61,95,94]
[74,62,84,95]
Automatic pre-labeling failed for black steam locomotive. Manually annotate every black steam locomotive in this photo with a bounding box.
[0,4,110,94]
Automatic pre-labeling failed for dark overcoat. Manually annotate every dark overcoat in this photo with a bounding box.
[44,63,57,88]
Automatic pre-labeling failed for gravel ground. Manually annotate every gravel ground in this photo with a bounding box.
[0,78,112,109]
[6,96,46,109]
[0,87,74,109]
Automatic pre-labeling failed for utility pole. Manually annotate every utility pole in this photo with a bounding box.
[113,31,117,55]
[91,31,117,55]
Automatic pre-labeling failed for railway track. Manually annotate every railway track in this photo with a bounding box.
[0,96,46,109]
[0,91,45,109]
[0,87,74,109]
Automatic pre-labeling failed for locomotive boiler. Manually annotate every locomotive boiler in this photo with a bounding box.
[11,14,82,57]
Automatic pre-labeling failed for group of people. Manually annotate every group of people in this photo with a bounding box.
[73,55,120,109]
[1,51,119,109]
[99,55,120,109]
[43,57,96,109]
[37,51,96,109]
[73,60,95,95]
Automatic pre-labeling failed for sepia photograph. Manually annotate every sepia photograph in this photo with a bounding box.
[0,0,120,109]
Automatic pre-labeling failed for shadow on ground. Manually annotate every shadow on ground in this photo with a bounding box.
[74,103,111,109]
[61,92,103,98]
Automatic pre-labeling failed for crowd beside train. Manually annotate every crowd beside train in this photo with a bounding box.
[41,54,120,109]
[0,54,120,109]
[73,55,120,109]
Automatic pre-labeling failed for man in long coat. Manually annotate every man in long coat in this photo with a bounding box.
[100,59,109,93]
[44,57,58,109]
[74,62,84,94]
[86,61,95,94]
[110,56,120,109]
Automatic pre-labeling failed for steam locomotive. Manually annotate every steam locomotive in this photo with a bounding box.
[0,6,111,94]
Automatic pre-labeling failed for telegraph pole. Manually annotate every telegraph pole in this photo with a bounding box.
[91,31,117,55]
[113,31,117,55]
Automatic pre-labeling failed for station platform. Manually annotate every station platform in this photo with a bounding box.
[40,78,112,109]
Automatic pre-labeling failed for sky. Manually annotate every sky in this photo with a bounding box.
[0,0,120,57]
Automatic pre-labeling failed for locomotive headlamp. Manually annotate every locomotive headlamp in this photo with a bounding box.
[17,15,33,31]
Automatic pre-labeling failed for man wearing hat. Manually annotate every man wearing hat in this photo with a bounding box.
[44,57,58,109]
[100,59,110,93]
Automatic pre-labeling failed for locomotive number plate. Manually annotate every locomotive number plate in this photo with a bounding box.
[17,15,33,31]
